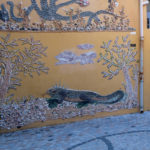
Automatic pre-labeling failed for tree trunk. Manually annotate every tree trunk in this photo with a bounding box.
[0,61,12,102]
[122,66,134,98]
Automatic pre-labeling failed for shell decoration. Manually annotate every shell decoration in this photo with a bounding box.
[76,0,89,7]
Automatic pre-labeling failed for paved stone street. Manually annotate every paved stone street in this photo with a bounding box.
[1,111,150,150]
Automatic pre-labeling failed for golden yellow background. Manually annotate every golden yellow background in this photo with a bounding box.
[1,0,146,132]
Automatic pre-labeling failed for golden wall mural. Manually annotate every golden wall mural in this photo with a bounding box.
[0,0,139,131]
[0,0,135,32]
[0,34,139,130]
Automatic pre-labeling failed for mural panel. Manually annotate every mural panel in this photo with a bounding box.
[0,34,139,130]
[0,0,135,32]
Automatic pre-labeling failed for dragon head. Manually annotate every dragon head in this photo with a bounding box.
[48,86,66,97]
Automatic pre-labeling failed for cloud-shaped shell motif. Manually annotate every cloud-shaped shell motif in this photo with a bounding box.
[77,44,94,50]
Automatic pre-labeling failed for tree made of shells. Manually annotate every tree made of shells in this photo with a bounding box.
[97,35,139,103]
[0,34,49,103]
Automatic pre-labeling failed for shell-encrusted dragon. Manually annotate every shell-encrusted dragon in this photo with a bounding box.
[47,86,126,108]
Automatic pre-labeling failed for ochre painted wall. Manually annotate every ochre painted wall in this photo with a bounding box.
[4,32,138,98]
[0,0,143,132]
[0,0,139,98]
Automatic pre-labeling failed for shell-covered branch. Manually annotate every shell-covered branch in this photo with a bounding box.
[97,35,137,80]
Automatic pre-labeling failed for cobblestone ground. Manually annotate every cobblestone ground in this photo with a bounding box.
[1,111,150,150]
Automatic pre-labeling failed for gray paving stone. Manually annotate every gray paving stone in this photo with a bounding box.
[1,111,150,150]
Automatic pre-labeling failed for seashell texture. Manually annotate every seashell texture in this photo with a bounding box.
[0,0,135,32]
[0,97,50,130]
[77,44,94,50]
[55,51,97,65]
[76,0,90,7]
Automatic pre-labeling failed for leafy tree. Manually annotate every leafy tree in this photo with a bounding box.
[0,34,49,102]
[97,35,138,100]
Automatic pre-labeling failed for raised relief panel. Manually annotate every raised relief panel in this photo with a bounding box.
[0,0,135,32]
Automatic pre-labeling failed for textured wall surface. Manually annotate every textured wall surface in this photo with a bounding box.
[0,0,142,131]
[0,0,136,32]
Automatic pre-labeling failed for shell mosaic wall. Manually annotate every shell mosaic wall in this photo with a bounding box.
[0,0,135,32]
[0,0,139,131]
[0,34,139,130]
